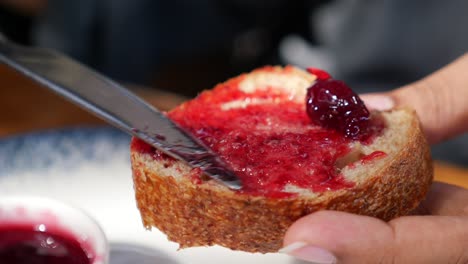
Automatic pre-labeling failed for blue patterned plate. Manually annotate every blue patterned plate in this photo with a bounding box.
[0,127,293,264]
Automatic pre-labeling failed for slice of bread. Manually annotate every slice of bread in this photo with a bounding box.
[130,66,433,253]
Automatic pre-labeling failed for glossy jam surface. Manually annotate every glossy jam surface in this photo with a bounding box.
[171,102,354,196]
[306,72,374,141]
[0,224,92,264]
[132,68,388,197]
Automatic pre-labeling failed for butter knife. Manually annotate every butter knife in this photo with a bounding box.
[0,35,242,190]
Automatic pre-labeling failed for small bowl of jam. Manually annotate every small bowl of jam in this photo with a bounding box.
[0,196,108,264]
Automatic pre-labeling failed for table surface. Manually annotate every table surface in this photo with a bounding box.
[0,65,467,188]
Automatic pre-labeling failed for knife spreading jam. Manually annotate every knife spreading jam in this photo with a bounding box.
[131,67,386,197]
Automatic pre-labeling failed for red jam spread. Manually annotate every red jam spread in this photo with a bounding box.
[0,223,93,264]
[132,67,385,197]
[307,68,331,81]
[360,151,387,164]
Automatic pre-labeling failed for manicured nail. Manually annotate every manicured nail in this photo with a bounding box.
[360,94,394,111]
[280,242,337,264]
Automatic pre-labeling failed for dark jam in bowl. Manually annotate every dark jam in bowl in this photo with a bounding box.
[0,223,93,264]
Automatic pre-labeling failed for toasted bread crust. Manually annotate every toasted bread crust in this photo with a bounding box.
[130,67,433,253]
[131,112,432,253]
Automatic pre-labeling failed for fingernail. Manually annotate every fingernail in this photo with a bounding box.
[360,94,394,111]
[280,242,337,264]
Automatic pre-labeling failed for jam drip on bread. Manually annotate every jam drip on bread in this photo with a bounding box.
[132,67,386,197]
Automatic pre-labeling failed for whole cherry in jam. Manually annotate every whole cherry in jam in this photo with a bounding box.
[306,69,371,141]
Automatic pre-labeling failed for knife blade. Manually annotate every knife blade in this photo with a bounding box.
[0,35,242,190]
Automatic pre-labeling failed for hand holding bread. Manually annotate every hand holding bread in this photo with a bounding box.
[131,65,433,253]
[283,53,468,264]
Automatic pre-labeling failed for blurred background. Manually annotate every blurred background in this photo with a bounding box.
[0,0,467,165]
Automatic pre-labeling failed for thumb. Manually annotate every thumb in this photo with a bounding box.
[281,211,468,264]
[361,53,468,144]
